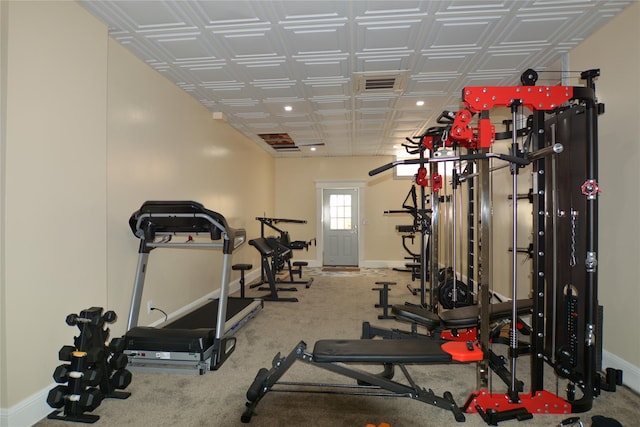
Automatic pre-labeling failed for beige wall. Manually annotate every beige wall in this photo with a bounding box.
[0,1,274,420]
[2,0,108,409]
[569,2,640,370]
[274,156,421,266]
[105,39,274,333]
[0,0,8,416]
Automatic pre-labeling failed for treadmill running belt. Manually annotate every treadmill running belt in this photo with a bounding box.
[164,298,255,329]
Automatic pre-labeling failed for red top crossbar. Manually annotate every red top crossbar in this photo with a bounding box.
[462,85,574,112]
[440,85,575,149]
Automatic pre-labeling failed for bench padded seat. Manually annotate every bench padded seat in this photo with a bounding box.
[392,299,534,330]
[392,305,441,329]
[313,339,452,364]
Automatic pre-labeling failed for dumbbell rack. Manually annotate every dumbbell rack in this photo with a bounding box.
[47,307,132,423]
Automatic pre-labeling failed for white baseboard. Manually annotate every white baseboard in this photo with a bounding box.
[603,349,640,393]
[361,260,406,269]
[0,385,51,427]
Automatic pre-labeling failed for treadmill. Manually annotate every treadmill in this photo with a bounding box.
[123,201,263,374]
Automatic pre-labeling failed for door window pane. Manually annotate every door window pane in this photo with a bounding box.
[329,194,352,230]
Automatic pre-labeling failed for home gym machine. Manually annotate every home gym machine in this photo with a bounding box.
[247,237,299,303]
[123,201,263,374]
[250,217,314,289]
[240,69,622,424]
[385,183,429,292]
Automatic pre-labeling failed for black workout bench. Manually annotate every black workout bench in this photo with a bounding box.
[361,299,534,392]
[242,338,483,423]
[363,299,533,341]
[248,237,298,302]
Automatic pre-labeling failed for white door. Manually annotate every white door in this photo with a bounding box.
[323,188,358,266]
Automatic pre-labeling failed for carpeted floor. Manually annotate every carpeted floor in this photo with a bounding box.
[35,269,638,427]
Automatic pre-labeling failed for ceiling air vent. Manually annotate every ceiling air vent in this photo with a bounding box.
[354,71,408,94]
[365,77,396,90]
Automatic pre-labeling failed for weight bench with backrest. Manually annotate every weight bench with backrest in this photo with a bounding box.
[273,233,314,287]
[361,299,534,393]
[248,237,298,302]
[362,299,533,342]
[396,299,533,331]
[241,338,483,424]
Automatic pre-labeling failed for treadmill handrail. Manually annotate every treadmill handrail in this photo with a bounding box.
[133,212,246,252]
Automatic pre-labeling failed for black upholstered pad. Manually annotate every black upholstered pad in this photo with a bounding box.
[391,304,441,330]
[391,299,533,330]
[440,299,533,329]
[312,339,452,364]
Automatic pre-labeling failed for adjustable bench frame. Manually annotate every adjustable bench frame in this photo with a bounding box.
[241,339,482,424]
[248,237,298,302]
[361,300,534,392]
[254,217,314,288]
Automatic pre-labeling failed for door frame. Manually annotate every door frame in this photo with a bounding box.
[315,180,366,267]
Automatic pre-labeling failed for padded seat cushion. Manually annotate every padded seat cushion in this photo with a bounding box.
[392,304,441,330]
[391,299,534,330]
[439,299,534,328]
[312,339,452,364]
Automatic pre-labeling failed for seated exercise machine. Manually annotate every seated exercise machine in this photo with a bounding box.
[123,201,263,374]
[251,217,314,288]
[385,185,431,294]
[241,70,623,424]
[248,237,299,302]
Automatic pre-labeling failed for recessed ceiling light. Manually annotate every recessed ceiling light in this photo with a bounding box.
[416,100,425,106]
[310,147,316,151]
[284,105,293,111]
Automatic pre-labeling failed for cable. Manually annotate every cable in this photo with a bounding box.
[150,307,168,322]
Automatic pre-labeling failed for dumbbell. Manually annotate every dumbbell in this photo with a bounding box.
[65,309,117,327]
[64,347,105,364]
[65,313,101,327]
[58,345,76,362]
[46,385,103,411]
[108,337,125,354]
[109,353,129,370]
[110,369,132,390]
[53,364,103,386]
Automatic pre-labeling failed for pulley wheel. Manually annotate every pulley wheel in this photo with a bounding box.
[520,68,538,86]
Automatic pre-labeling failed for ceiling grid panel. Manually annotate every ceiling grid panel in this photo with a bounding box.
[80,0,633,157]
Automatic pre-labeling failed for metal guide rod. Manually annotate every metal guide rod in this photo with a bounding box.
[451,160,458,305]
[477,145,491,390]
[419,182,428,307]
[528,143,563,160]
[430,162,440,309]
[509,105,520,401]
[550,124,559,377]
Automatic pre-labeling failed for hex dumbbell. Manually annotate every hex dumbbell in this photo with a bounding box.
[46,386,103,410]
[110,369,132,390]
[53,364,102,386]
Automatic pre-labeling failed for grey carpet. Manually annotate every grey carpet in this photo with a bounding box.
[36,269,638,427]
